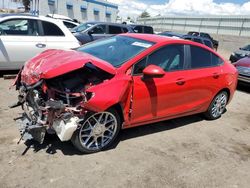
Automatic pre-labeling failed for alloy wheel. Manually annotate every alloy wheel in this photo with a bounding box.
[211,92,227,118]
[79,112,118,151]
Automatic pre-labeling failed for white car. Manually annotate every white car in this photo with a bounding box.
[0,14,80,70]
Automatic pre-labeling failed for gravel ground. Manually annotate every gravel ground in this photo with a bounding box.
[0,78,249,188]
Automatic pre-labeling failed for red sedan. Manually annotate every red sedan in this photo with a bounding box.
[12,33,238,153]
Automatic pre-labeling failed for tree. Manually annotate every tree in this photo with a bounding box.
[139,11,150,18]
[22,0,30,12]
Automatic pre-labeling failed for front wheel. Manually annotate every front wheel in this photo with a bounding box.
[204,91,228,120]
[71,109,121,153]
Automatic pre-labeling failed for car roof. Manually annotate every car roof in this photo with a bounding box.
[121,33,215,51]
[183,34,211,40]
[129,24,152,27]
[159,31,185,38]
[121,33,183,43]
[0,14,66,24]
[0,13,38,18]
[84,21,127,26]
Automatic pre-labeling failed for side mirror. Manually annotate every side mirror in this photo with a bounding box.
[142,65,165,80]
[239,47,242,50]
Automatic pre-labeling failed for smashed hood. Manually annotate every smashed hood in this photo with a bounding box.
[21,49,116,85]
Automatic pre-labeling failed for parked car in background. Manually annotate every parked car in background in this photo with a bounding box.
[12,34,237,153]
[158,31,184,38]
[46,14,79,29]
[183,35,214,49]
[188,31,219,50]
[0,14,80,70]
[72,22,134,45]
[159,32,214,49]
[229,45,250,63]
[233,56,250,84]
[128,24,154,34]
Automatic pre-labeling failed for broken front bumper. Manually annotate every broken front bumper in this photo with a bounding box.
[16,113,80,144]
[16,114,46,144]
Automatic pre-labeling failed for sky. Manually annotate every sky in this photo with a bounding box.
[107,0,250,19]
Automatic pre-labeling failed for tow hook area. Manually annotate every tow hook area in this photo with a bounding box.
[16,115,46,144]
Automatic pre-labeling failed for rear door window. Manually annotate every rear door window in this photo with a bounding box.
[42,21,64,36]
[190,45,211,68]
[211,53,224,66]
[108,25,123,34]
[91,25,106,34]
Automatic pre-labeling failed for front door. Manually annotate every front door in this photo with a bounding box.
[130,44,193,125]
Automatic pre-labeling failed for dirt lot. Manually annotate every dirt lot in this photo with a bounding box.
[0,76,249,188]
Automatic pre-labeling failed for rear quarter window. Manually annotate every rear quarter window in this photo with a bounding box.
[211,53,224,66]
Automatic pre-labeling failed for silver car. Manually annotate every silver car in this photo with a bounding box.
[0,14,80,70]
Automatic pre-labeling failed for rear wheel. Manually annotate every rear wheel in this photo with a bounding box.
[71,108,121,153]
[204,91,228,120]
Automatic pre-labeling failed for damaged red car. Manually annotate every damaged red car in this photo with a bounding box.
[12,34,238,153]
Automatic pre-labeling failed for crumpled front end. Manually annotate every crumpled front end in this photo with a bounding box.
[12,61,114,144]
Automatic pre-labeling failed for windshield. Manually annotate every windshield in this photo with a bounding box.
[77,36,155,67]
[71,23,94,32]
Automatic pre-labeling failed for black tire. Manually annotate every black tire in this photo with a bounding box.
[204,91,228,120]
[71,108,121,154]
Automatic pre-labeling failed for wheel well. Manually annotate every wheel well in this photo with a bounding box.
[219,88,230,103]
[108,103,124,123]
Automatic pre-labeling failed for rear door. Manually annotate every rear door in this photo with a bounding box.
[0,18,46,69]
[183,45,224,110]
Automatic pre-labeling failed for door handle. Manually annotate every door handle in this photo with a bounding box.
[36,43,46,48]
[176,79,185,86]
[213,73,220,79]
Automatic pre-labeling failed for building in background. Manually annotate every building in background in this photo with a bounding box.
[0,0,23,10]
[30,0,118,22]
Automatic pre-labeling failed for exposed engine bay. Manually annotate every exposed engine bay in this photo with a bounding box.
[12,63,113,144]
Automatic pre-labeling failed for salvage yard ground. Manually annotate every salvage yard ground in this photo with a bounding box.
[0,77,249,188]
